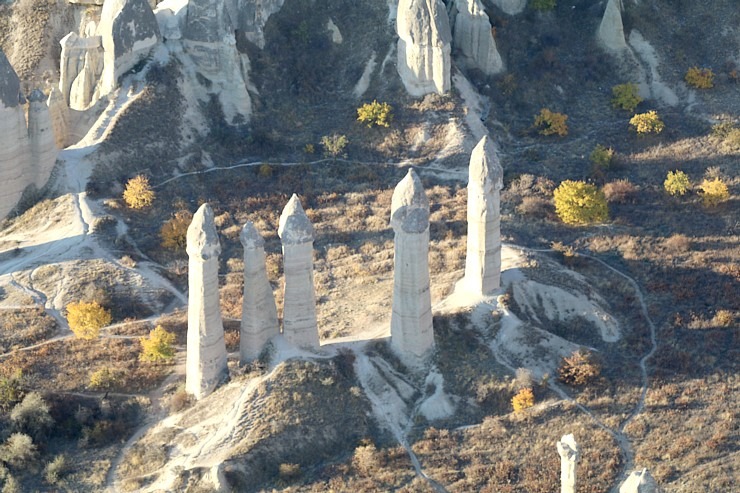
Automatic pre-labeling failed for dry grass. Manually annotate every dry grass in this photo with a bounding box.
[0,307,57,352]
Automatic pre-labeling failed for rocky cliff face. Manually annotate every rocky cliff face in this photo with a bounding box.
[59,32,104,110]
[397,0,452,96]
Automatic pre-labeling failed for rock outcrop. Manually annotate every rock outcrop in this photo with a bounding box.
[451,0,504,75]
[59,32,104,110]
[186,204,228,400]
[620,469,662,493]
[0,49,30,219]
[47,87,70,149]
[462,135,503,295]
[98,0,160,97]
[390,169,435,365]
[27,90,58,190]
[598,0,627,52]
[183,0,252,123]
[491,0,526,15]
[397,0,452,96]
[278,194,320,351]
[557,434,579,493]
[235,0,287,49]
[240,221,279,362]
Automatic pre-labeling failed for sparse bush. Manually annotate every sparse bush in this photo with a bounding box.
[514,368,534,390]
[531,0,556,11]
[664,234,690,254]
[630,110,664,135]
[10,392,53,441]
[611,83,642,112]
[160,210,192,252]
[590,144,615,171]
[258,163,273,178]
[89,367,120,391]
[278,463,301,481]
[603,179,638,204]
[44,455,67,485]
[558,350,601,386]
[66,301,111,339]
[553,180,608,225]
[685,67,714,89]
[1,474,19,493]
[321,134,348,158]
[0,369,24,412]
[516,196,552,218]
[357,100,393,128]
[303,143,315,154]
[0,433,36,468]
[123,175,155,209]
[710,121,736,139]
[139,326,176,363]
[352,442,383,476]
[699,178,729,207]
[169,388,193,413]
[511,388,535,412]
[534,108,568,136]
[664,170,691,196]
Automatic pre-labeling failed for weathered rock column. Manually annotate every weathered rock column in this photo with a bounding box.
[27,89,58,189]
[619,468,661,493]
[462,135,503,295]
[278,194,320,350]
[451,0,504,75]
[598,0,627,52]
[390,169,435,365]
[240,221,279,362]
[557,434,579,493]
[186,204,228,399]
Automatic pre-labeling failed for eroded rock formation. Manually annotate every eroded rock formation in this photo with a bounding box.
[98,0,161,97]
[620,469,662,493]
[598,0,627,52]
[240,221,279,362]
[557,434,579,493]
[47,87,70,149]
[390,169,435,365]
[186,203,228,400]
[397,0,452,96]
[59,32,104,110]
[463,135,503,295]
[451,0,504,75]
[278,194,320,351]
[27,90,58,190]
[236,0,287,48]
[491,0,526,16]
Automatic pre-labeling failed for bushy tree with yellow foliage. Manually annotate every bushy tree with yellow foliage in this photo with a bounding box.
[553,180,608,225]
[699,178,729,207]
[511,387,535,412]
[685,67,714,89]
[357,100,393,128]
[123,175,155,209]
[664,170,691,196]
[611,83,642,112]
[630,110,664,135]
[66,301,111,339]
[140,325,176,363]
[534,108,569,136]
[160,210,193,252]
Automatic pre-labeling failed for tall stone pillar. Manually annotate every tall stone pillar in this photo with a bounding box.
[186,203,228,399]
[278,194,320,350]
[240,221,279,363]
[27,89,58,189]
[598,0,627,52]
[557,434,579,493]
[463,135,503,295]
[390,169,435,365]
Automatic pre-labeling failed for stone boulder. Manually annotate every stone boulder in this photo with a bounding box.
[451,0,504,75]
[598,0,627,52]
[397,0,452,96]
[491,0,526,16]
[620,469,662,493]
[98,0,161,96]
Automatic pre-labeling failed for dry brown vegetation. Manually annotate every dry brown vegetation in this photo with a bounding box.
[0,307,56,353]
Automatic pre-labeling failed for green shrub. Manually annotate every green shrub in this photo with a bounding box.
[630,110,664,135]
[0,369,24,412]
[531,0,556,11]
[664,170,691,196]
[357,100,393,128]
[320,134,348,158]
[89,367,121,391]
[590,144,615,171]
[685,67,714,89]
[611,83,642,112]
[10,392,53,441]
[553,180,608,225]
[534,108,568,136]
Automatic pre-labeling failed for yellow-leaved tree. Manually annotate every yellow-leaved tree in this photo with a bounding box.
[699,178,729,207]
[140,325,176,363]
[66,301,111,339]
[123,175,155,209]
[553,180,608,225]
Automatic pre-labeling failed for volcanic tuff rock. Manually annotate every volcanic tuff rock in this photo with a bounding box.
[463,135,503,295]
[620,469,662,493]
[390,169,435,365]
[27,90,59,190]
[59,32,104,110]
[557,434,579,493]
[491,0,526,15]
[98,0,161,96]
[397,0,452,96]
[240,221,279,362]
[451,0,504,75]
[186,203,228,400]
[598,0,627,52]
[278,194,320,350]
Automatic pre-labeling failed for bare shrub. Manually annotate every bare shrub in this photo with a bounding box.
[170,388,193,413]
[664,234,690,254]
[516,196,552,218]
[603,179,638,204]
[558,350,601,386]
[44,454,67,485]
[352,442,384,476]
[0,433,36,467]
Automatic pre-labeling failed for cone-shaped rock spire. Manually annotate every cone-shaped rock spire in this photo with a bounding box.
[557,434,579,493]
[598,0,627,52]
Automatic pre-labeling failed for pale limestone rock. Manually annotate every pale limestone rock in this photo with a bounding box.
[278,195,320,350]
[183,0,252,123]
[0,49,30,219]
[598,0,627,52]
[620,469,661,493]
[463,135,503,295]
[390,169,435,365]
[27,90,59,190]
[98,0,160,96]
[59,32,103,109]
[235,0,286,48]
[186,204,228,400]
[240,221,279,362]
[47,87,70,149]
[452,0,504,75]
[491,0,526,15]
[557,434,579,493]
[397,0,452,96]
[326,18,343,44]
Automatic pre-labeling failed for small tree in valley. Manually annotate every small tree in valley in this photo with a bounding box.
[123,175,155,209]
[611,83,642,112]
[357,100,393,128]
[630,111,664,135]
[664,170,691,196]
[553,180,608,225]
[699,178,729,207]
[534,108,569,136]
[66,301,111,339]
[140,325,176,363]
[160,210,193,252]
[511,387,535,412]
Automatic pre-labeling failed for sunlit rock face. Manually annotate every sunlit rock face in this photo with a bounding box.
[598,0,628,52]
[59,32,104,110]
[451,0,504,75]
[27,89,59,190]
[396,0,452,96]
